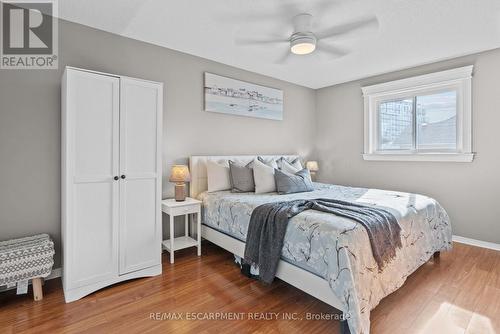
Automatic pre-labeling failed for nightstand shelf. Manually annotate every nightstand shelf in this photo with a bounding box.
[161,197,201,263]
[162,236,198,252]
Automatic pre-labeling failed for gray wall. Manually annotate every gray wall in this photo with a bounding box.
[1,18,498,270]
[315,48,500,244]
[0,20,316,267]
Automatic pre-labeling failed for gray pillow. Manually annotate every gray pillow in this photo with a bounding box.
[279,158,303,174]
[229,160,255,192]
[277,157,303,171]
[257,156,278,169]
[274,168,314,194]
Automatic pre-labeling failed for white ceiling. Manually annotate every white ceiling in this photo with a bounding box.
[59,0,500,89]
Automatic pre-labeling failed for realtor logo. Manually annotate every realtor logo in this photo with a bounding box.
[1,0,58,69]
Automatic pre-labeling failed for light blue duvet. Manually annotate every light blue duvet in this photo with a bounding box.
[199,183,452,334]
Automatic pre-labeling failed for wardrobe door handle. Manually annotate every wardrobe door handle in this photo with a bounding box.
[121,175,126,179]
[114,176,119,181]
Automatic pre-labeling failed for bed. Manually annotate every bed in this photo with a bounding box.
[190,155,452,334]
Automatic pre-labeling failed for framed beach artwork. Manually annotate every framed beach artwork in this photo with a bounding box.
[204,73,283,120]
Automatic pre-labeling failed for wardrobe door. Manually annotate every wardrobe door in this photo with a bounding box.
[119,78,162,275]
[64,69,120,288]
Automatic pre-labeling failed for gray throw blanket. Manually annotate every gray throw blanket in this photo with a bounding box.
[244,198,402,284]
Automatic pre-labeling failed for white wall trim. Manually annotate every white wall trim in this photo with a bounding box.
[362,65,474,162]
[3,237,499,294]
[453,235,500,252]
[0,267,62,292]
[46,267,62,280]
[363,153,474,162]
[361,65,473,96]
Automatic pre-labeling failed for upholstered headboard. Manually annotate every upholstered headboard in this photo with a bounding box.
[189,154,300,198]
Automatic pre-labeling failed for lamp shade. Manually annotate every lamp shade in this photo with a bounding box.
[169,165,191,183]
[306,161,319,172]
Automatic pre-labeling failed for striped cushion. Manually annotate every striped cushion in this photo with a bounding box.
[0,234,55,286]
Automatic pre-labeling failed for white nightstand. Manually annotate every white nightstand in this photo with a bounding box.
[161,197,202,263]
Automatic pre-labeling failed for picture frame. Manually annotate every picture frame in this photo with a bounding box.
[204,72,283,120]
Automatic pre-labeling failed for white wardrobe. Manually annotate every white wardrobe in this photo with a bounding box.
[61,67,163,302]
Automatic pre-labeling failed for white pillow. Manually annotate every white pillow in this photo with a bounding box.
[207,160,231,192]
[280,158,302,174]
[253,158,276,194]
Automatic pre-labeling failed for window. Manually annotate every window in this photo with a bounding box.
[362,66,473,162]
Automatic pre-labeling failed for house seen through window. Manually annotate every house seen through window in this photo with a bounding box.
[378,90,457,152]
[362,66,473,162]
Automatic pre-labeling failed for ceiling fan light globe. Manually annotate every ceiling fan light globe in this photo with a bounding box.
[291,42,316,55]
[290,32,316,55]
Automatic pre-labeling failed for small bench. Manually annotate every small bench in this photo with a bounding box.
[0,234,55,301]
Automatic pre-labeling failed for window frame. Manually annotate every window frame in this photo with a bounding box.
[362,66,474,162]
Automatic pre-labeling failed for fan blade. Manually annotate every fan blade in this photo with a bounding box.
[316,16,379,40]
[316,41,349,58]
[274,50,292,64]
[235,37,289,46]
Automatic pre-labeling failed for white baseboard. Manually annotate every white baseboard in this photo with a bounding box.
[452,235,500,252]
[4,238,500,294]
[46,267,62,280]
[0,267,62,292]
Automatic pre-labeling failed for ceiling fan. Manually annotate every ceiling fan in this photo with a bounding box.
[235,12,379,63]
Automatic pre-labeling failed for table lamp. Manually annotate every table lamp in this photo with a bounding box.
[306,161,319,180]
[169,165,191,201]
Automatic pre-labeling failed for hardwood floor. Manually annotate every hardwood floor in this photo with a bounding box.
[1,241,499,334]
